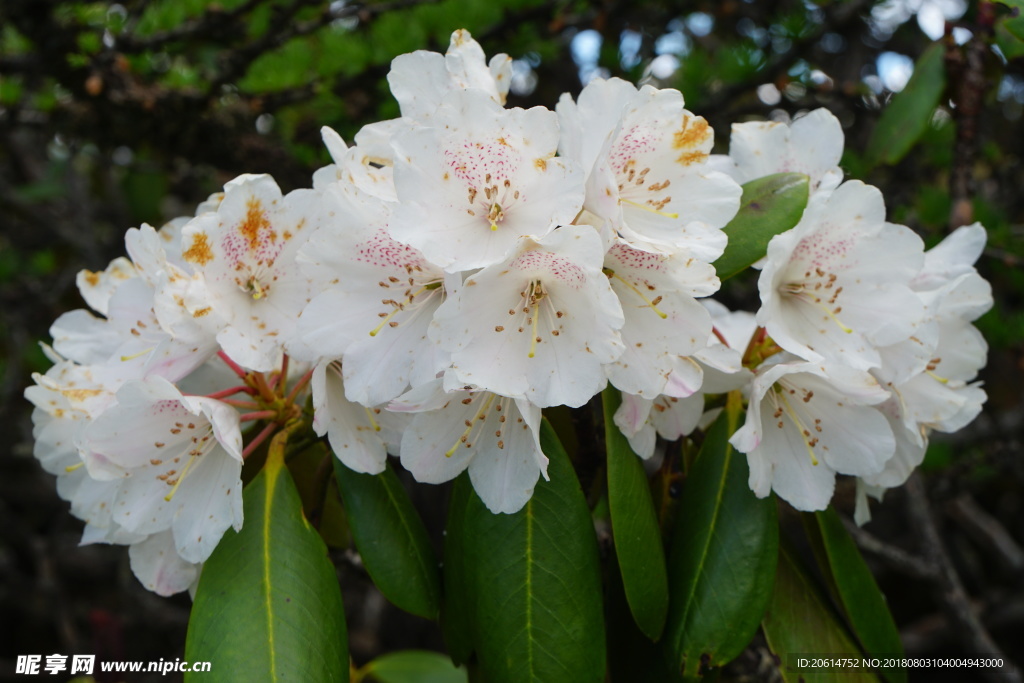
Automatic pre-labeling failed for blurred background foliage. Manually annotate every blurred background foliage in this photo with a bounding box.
[2,0,1024,680]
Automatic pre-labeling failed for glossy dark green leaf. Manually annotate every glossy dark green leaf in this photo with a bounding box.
[334,459,440,620]
[185,433,348,682]
[866,42,946,168]
[462,420,605,682]
[816,507,906,683]
[362,650,467,683]
[665,395,779,679]
[762,548,878,683]
[712,173,810,281]
[440,473,475,666]
[607,542,683,683]
[602,388,669,641]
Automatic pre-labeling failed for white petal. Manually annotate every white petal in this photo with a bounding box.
[129,531,200,596]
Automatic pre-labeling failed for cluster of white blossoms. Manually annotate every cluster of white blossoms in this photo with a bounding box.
[26,30,991,595]
[712,112,992,521]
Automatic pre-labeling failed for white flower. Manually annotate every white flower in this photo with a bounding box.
[298,184,448,405]
[911,222,988,293]
[124,224,223,379]
[388,29,511,121]
[129,530,201,597]
[557,78,741,259]
[719,108,845,195]
[431,225,624,408]
[603,239,718,398]
[388,89,584,272]
[75,257,136,316]
[731,359,894,511]
[757,181,926,370]
[698,299,756,393]
[873,226,992,439]
[78,376,244,564]
[25,358,132,530]
[613,392,705,460]
[309,361,405,475]
[180,174,318,371]
[312,123,402,202]
[391,379,546,514]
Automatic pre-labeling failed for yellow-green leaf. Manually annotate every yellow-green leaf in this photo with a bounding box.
[865,43,946,168]
[762,547,878,683]
[712,173,810,281]
[460,420,605,682]
[362,650,467,683]
[185,432,348,682]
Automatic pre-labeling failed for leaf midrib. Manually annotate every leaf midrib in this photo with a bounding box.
[263,465,280,678]
[677,429,734,643]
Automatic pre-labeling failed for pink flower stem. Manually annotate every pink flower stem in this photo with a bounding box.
[711,325,729,347]
[252,371,276,403]
[220,398,262,409]
[205,385,255,400]
[285,368,315,405]
[217,351,249,380]
[273,354,290,394]
[240,410,278,422]
[242,422,278,459]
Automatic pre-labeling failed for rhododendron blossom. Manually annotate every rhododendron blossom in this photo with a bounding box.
[24,29,993,601]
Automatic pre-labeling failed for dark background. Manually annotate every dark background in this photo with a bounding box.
[2,0,1023,681]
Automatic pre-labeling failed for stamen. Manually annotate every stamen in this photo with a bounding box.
[528,301,541,358]
[369,286,430,336]
[163,446,204,502]
[786,285,852,334]
[619,197,679,219]
[120,347,156,362]
[820,303,853,334]
[65,461,84,473]
[445,394,494,457]
[926,370,950,385]
[777,389,819,466]
[604,269,668,319]
[487,202,504,231]
[363,406,382,432]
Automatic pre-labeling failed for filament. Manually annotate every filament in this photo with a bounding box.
[777,389,819,466]
[619,197,679,219]
[370,286,429,336]
[445,394,495,457]
[605,269,668,319]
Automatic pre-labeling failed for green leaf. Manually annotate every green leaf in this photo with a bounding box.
[664,393,779,679]
[185,429,348,682]
[712,173,810,281]
[606,542,683,682]
[602,388,669,641]
[996,14,1024,60]
[461,420,605,682]
[362,650,467,683]
[815,508,906,683]
[762,548,878,683]
[440,474,475,666]
[334,459,440,620]
[865,42,946,168]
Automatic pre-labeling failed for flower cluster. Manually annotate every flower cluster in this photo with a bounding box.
[26,30,991,595]
[713,115,991,519]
